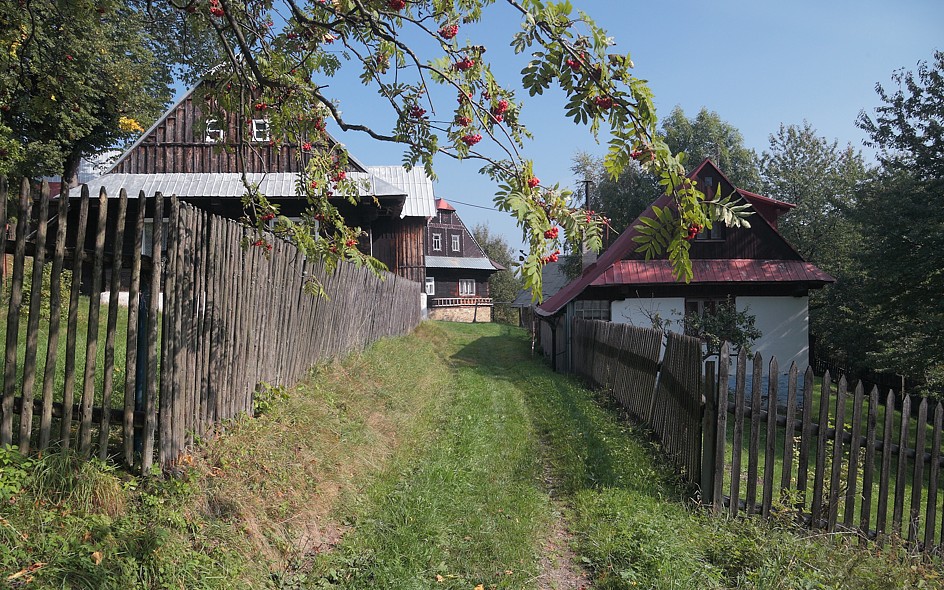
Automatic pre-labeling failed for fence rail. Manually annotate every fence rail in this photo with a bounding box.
[0,178,420,472]
[569,317,944,554]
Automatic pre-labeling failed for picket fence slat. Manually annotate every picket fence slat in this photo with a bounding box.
[60,187,90,450]
[122,192,146,467]
[39,187,69,451]
[99,188,129,459]
[845,381,865,529]
[19,182,50,453]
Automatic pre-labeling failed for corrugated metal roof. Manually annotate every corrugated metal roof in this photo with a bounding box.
[425,256,497,271]
[68,172,406,200]
[593,259,833,286]
[366,166,437,218]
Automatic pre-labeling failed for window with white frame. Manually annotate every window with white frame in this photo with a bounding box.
[251,119,270,142]
[205,118,224,143]
[451,234,460,252]
[424,276,435,296]
[683,297,727,335]
[459,279,476,296]
[431,232,442,251]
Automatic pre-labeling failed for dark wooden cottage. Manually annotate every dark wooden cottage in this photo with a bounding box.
[68,81,431,285]
[424,198,501,322]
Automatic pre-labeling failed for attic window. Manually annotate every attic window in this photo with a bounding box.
[251,119,270,142]
[432,232,442,251]
[451,234,460,252]
[696,223,724,241]
[205,119,224,143]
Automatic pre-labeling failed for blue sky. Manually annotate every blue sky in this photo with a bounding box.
[321,0,943,252]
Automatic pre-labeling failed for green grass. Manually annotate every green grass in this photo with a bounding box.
[0,321,937,589]
[717,374,944,543]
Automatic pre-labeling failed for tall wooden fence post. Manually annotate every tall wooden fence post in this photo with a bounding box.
[701,360,717,504]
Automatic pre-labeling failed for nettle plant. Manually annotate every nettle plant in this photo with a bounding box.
[172,0,752,296]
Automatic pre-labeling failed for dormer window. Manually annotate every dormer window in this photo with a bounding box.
[205,118,224,143]
[251,119,270,142]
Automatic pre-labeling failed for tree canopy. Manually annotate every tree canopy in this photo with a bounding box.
[166,0,752,295]
[850,51,944,393]
[661,106,761,192]
[0,0,188,182]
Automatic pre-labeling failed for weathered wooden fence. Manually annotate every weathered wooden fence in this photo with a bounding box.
[570,317,944,554]
[572,319,703,482]
[0,178,420,472]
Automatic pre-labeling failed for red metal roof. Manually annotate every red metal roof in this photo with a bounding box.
[435,198,456,211]
[593,259,833,287]
[536,159,833,317]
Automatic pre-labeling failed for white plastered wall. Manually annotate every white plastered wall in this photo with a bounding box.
[610,295,810,376]
[611,297,686,331]
[736,296,810,374]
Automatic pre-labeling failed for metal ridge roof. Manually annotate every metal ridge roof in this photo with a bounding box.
[366,165,437,218]
[67,172,407,199]
[592,259,834,287]
[426,255,498,271]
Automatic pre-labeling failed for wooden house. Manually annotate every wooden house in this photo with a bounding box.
[536,159,834,372]
[425,198,502,322]
[68,81,433,286]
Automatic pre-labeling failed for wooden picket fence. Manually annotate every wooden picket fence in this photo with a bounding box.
[571,319,704,482]
[0,178,420,472]
[570,318,944,554]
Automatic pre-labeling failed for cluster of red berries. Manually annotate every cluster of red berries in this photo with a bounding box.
[594,96,614,110]
[375,53,389,70]
[252,239,272,252]
[332,170,347,182]
[409,106,427,119]
[301,141,312,152]
[527,176,540,189]
[387,0,406,10]
[254,102,268,111]
[457,90,473,103]
[453,57,475,71]
[543,226,558,240]
[461,134,482,146]
[565,58,581,71]
[491,99,509,117]
[310,180,319,190]
[455,115,472,126]
[260,213,275,223]
[209,0,224,17]
[541,250,560,264]
[438,24,458,39]
[684,224,703,241]
[345,238,358,247]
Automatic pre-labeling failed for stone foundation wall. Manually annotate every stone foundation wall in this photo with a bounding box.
[428,305,492,323]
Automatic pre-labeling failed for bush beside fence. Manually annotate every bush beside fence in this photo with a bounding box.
[0,178,421,472]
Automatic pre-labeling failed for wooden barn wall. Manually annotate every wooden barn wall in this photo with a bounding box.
[112,94,308,175]
[370,217,426,284]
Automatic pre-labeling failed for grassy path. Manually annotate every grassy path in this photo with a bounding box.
[2,321,937,589]
[310,322,938,590]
